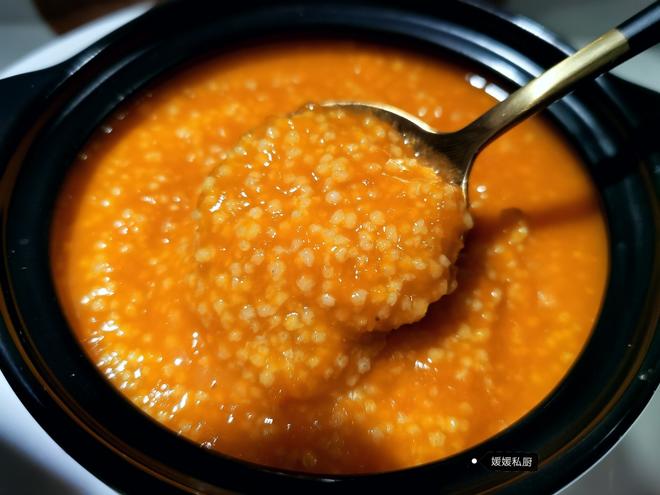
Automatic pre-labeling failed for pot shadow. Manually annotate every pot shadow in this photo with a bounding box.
[0,439,87,495]
[563,439,658,495]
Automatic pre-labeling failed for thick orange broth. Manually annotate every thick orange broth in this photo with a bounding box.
[51,42,608,473]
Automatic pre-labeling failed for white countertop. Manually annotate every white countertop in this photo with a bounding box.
[0,1,658,494]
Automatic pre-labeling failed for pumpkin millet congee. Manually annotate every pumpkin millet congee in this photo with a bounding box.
[52,41,608,473]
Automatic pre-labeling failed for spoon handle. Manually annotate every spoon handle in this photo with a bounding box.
[618,0,660,52]
[458,1,660,158]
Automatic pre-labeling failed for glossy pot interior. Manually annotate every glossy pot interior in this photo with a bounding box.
[0,1,658,494]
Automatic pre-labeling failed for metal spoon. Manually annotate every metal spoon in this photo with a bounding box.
[322,2,660,202]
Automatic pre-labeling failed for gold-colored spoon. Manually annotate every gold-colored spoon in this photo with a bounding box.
[322,2,660,202]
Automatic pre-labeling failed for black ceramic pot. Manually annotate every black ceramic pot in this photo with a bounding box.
[0,1,658,493]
